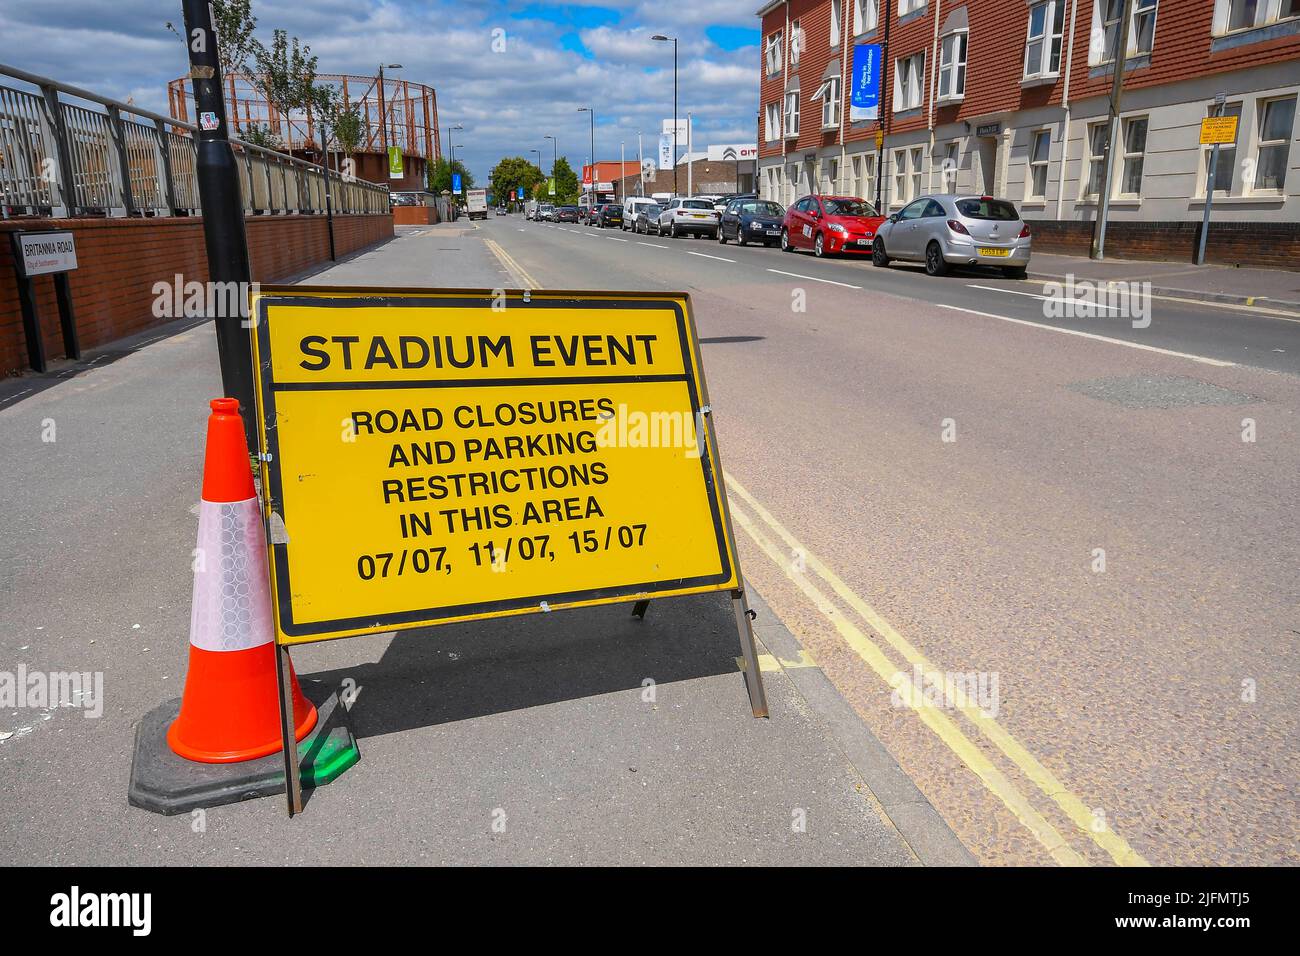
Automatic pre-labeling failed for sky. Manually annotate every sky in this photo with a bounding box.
[0,0,763,184]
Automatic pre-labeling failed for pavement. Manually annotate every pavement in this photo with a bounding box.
[1027,251,1300,314]
[0,223,969,866]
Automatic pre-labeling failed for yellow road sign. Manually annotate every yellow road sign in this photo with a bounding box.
[249,287,742,645]
[1200,115,1238,145]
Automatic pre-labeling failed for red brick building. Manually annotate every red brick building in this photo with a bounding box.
[756,0,1300,254]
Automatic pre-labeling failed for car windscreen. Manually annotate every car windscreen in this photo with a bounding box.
[643,206,661,215]
[680,199,713,209]
[746,201,784,217]
[822,198,877,217]
[956,198,1020,221]
[605,205,622,213]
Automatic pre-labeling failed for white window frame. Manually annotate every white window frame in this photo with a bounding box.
[1028,128,1051,199]
[910,146,923,200]
[864,152,877,201]
[892,148,909,205]
[1252,95,1296,194]
[854,0,879,35]
[765,102,782,143]
[765,32,783,76]
[1117,116,1147,198]
[899,0,926,15]
[814,77,842,129]
[1200,101,1242,196]
[939,140,959,191]
[790,20,803,67]
[831,0,843,47]
[1083,121,1109,199]
[1092,0,1159,64]
[894,52,925,111]
[938,30,968,102]
[1024,0,1066,79]
[1213,0,1300,35]
[784,90,801,139]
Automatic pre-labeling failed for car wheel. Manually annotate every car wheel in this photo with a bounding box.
[924,241,948,277]
[670,222,679,239]
[737,231,747,247]
[1002,266,1027,279]
[780,229,794,252]
[872,238,890,267]
[718,227,727,244]
[814,233,826,258]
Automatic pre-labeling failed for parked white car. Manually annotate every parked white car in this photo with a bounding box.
[656,197,720,239]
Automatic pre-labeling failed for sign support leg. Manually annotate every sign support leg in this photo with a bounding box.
[275,643,304,816]
[731,588,769,718]
[53,272,80,360]
[631,599,650,620]
[16,275,47,373]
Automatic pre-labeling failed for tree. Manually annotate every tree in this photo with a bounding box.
[252,28,319,149]
[210,0,260,81]
[489,156,545,208]
[550,156,580,204]
[428,157,474,194]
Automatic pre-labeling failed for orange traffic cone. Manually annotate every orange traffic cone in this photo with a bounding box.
[167,398,317,763]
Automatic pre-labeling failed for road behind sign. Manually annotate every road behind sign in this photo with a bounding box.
[248,287,746,646]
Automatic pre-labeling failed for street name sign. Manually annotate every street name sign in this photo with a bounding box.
[248,287,752,647]
[12,230,77,277]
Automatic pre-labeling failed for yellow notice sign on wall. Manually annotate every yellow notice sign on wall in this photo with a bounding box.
[1199,115,1239,146]
[249,287,740,645]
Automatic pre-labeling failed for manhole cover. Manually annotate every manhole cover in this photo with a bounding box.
[1067,375,1259,408]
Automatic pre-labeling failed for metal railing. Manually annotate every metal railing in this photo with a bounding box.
[1,63,391,220]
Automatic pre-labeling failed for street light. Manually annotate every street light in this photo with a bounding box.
[446,122,464,166]
[529,148,541,173]
[577,107,595,201]
[377,63,403,177]
[651,34,678,197]
[544,134,557,199]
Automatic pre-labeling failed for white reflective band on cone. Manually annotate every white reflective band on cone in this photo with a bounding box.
[190,497,274,652]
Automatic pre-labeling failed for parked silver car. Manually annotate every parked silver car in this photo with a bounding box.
[656,197,720,238]
[872,195,1031,278]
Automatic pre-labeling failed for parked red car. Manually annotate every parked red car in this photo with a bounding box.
[781,195,886,257]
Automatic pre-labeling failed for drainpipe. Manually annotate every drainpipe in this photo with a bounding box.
[928,0,942,191]
[1055,0,1079,221]
[782,3,790,202]
[839,0,849,194]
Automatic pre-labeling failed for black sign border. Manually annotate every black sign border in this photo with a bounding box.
[253,289,735,640]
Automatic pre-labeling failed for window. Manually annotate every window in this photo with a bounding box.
[899,199,927,220]
[1029,129,1051,198]
[784,91,800,138]
[1203,102,1241,194]
[1218,0,1300,33]
[831,0,842,47]
[940,141,959,190]
[1118,117,1147,196]
[894,52,925,111]
[1024,1,1066,78]
[765,32,783,76]
[1085,122,1109,197]
[910,146,923,200]
[1095,0,1158,62]
[765,102,781,142]
[938,31,968,100]
[854,0,879,35]
[864,152,877,201]
[899,0,926,14]
[1256,96,1296,192]
[815,77,842,128]
[893,148,908,204]
[790,20,802,66]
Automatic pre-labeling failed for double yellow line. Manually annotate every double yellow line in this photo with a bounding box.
[725,473,1148,867]
[484,237,542,290]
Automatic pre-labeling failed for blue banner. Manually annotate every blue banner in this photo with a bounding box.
[452,172,463,193]
[850,43,881,123]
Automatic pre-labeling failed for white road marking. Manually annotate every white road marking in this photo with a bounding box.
[966,283,1127,313]
[637,242,669,249]
[606,236,629,242]
[934,303,1236,366]
[766,268,862,289]
[687,251,735,262]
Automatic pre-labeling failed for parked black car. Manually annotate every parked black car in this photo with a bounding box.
[719,197,786,247]
[555,205,579,223]
[598,204,624,228]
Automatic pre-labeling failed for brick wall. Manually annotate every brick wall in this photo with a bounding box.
[0,213,392,375]
[1029,220,1300,269]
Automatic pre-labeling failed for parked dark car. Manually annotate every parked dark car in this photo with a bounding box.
[719,197,785,247]
[555,205,579,223]
[633,204,662,234]
[598,204,624,228]
[579,203,604,225]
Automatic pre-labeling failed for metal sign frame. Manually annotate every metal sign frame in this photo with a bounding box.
[8,230,81,372]
[248,285,769,814]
